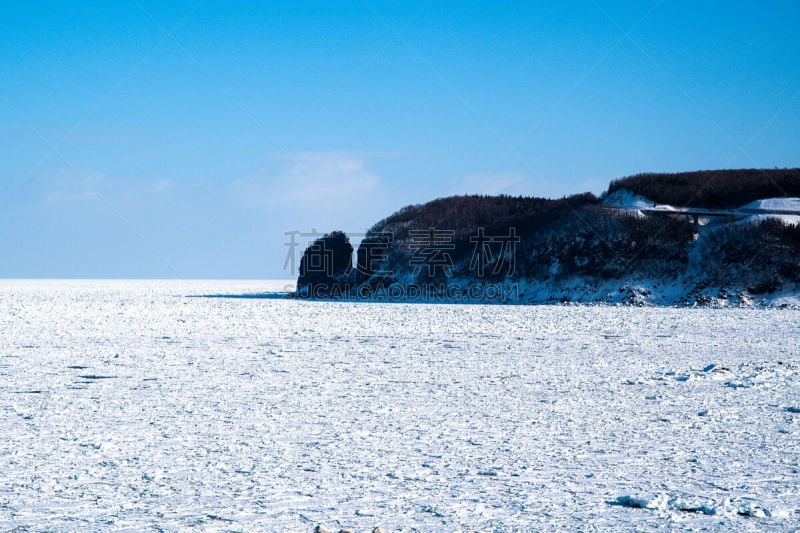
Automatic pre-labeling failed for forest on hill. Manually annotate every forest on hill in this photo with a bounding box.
[606,168,800,209]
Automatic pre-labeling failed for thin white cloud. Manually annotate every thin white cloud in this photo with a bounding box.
[40,168,180,205]
[40,167,104,205]
[152,179,173,193]
[270,149,416,161]
[231,151,381,209]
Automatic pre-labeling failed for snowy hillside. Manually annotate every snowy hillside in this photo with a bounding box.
[602,188,655,211]
[739,197,800,225]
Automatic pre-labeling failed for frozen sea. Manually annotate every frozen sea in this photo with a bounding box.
[1,280,799,532]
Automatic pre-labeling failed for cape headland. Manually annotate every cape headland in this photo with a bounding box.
[294,168,800,307]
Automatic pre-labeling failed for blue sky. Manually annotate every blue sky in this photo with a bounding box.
[1,1,798,278]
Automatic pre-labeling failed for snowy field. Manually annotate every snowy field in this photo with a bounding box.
[1,280,799,532]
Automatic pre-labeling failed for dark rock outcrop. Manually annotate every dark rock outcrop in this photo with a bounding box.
[296,231,354,297]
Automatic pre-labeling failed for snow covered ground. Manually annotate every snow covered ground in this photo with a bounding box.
[603,188,800,226]
[739,198,800,225]
[1,280,799,531]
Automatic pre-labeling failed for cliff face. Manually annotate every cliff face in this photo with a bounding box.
[295,169,800,307]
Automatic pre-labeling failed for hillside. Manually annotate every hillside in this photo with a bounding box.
[295,168,800,307]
